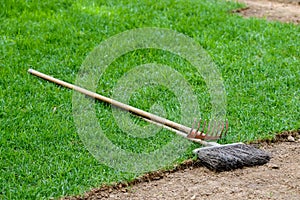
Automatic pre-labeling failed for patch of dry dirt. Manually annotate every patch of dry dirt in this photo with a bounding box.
[64,130,300,200]
[233,0,300,24]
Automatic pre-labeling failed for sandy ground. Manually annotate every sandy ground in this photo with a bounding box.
[64,1,300,199]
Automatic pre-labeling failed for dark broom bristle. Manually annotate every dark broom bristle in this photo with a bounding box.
[194,144,271,172]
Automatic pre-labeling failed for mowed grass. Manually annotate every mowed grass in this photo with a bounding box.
[1,0,299,199]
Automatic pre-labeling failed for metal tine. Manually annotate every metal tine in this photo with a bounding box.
[195,118,203,138]
[211,120,218,137]
[220,119,228,138]
[211,120,217,136]
[217,120,224,137]
[201,119,207,134]
[220,121,225,136]
[206,120,212,136]
[196,118,201,133]
[219,120,228,138]
[225,120,229,136]
[208,120,213,136]
[188,118,197,138]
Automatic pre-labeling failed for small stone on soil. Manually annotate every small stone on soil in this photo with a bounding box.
[288,135,295,142]
[267,163,280,169]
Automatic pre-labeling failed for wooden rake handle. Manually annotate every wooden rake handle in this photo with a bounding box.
[28,68,195,136]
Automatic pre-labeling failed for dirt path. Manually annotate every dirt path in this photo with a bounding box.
[234,0,300,24]
[65,131,300,200]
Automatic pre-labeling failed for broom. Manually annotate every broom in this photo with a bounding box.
[28,68,271,171]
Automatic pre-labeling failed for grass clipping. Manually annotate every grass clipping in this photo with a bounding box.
[193,143,271,172]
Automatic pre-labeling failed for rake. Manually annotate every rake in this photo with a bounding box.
[28,69,271,171]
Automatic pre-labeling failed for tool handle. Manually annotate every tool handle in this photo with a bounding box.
[141,116,210,146]
[28,68,193,135]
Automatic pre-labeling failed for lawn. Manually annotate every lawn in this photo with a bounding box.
[0,0,299,199]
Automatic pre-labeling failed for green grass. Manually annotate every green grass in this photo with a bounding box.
[1,0,299,199]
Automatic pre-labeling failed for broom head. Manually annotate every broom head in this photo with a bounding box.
[193,143,271,172]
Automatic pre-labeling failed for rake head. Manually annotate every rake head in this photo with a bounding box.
[187,119,228,141]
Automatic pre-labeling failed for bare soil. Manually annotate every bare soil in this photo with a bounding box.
[64,1,300,199]
[233,0,300,24]
[64,131,300,200]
